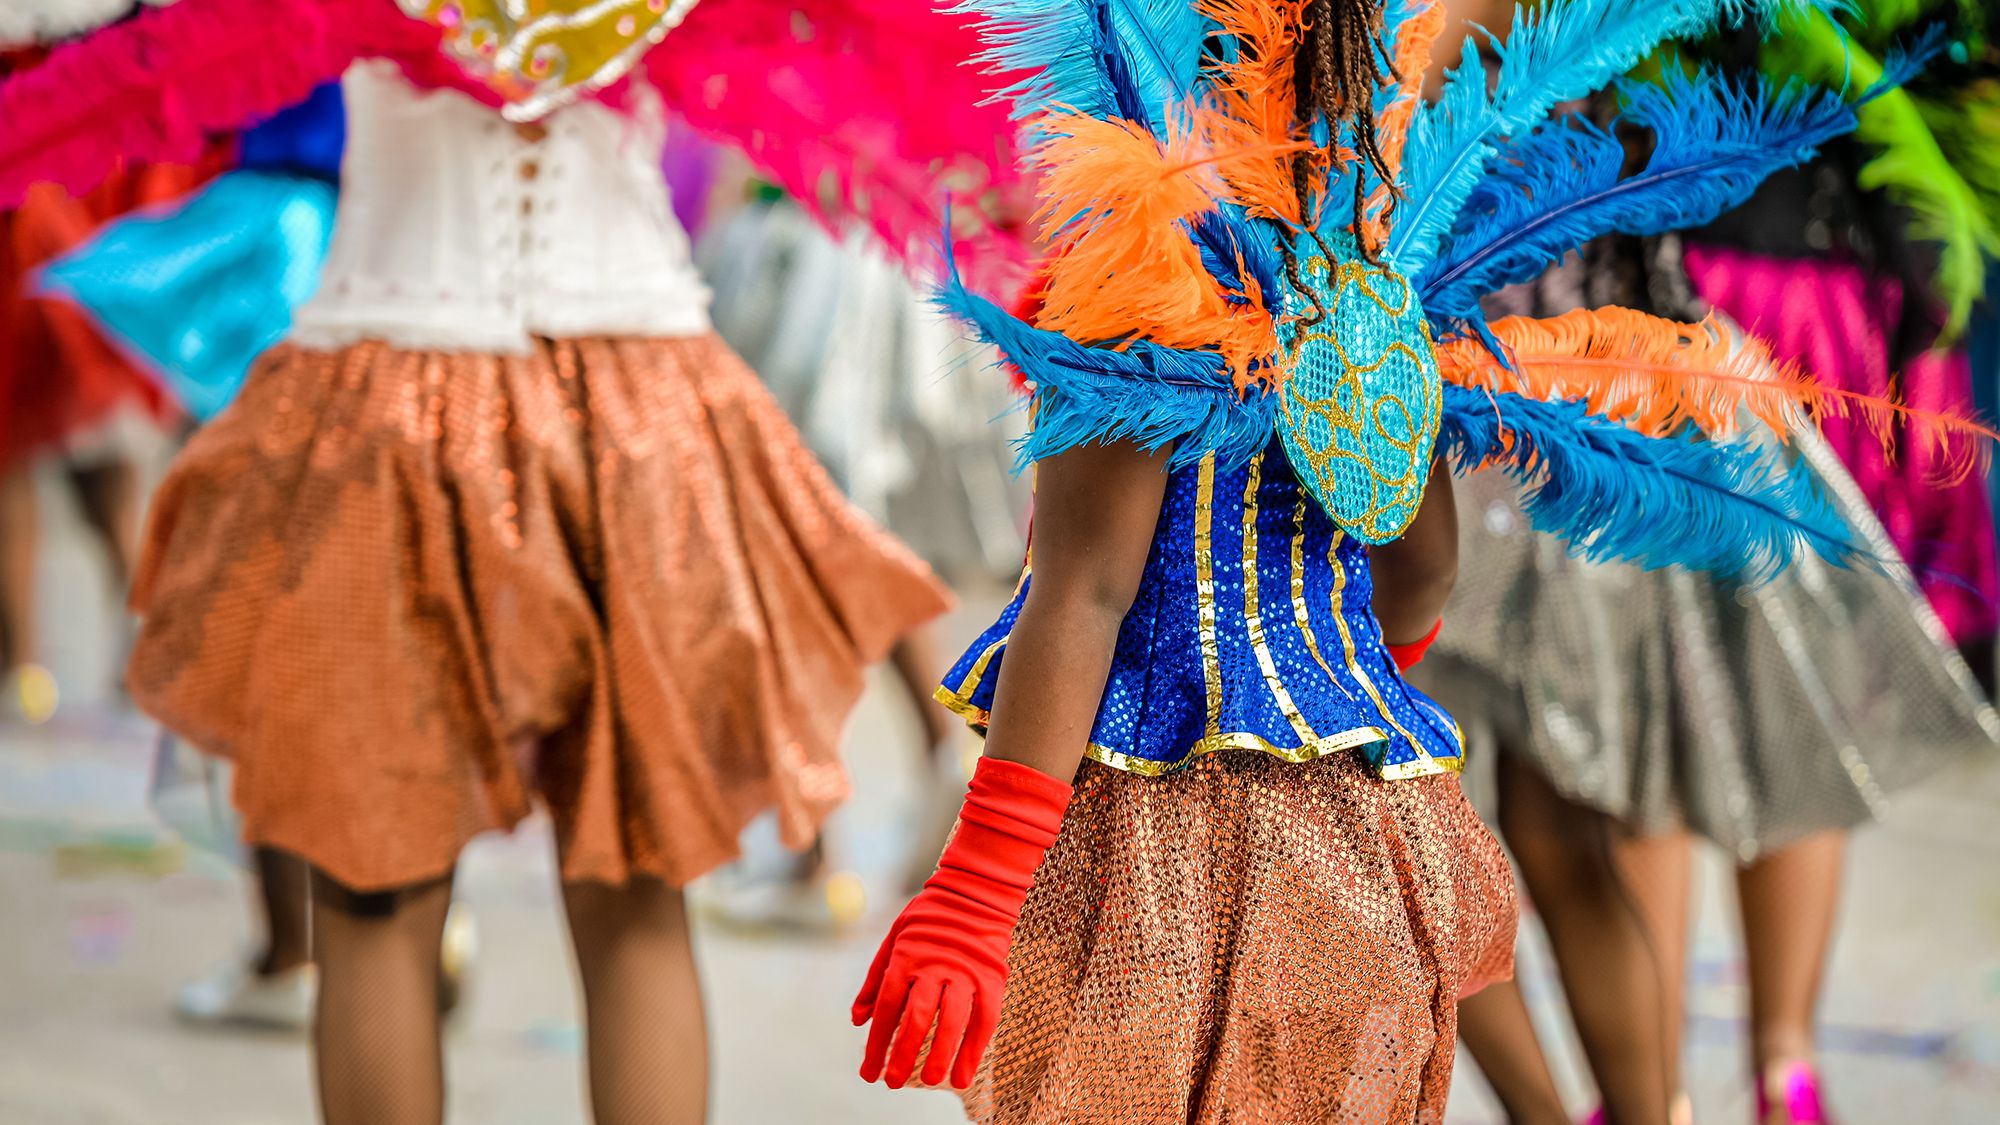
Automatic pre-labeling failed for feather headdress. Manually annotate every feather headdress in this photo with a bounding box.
[941,0,1985,578]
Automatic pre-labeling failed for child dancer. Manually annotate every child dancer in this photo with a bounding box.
[851,0,1980,1120]
[0,1,1027,1120]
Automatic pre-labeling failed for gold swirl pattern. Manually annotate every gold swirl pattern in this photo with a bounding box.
[1276,248,1444,543]
[401,0,702,120]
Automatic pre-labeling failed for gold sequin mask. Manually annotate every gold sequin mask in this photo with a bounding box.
[1276,230,1443,544]
[399,0,702,120]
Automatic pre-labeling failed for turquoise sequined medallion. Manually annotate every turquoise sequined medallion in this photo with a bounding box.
[1274,231,1443,543]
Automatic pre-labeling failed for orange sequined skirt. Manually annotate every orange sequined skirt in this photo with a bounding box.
[128,335,952,892]
[963,752,1516,1124]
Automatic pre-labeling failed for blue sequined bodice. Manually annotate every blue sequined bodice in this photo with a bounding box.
[938,442,1462,779]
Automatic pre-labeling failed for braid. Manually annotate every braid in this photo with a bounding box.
[1275,0,1396,318]
[1299,0,1398,258]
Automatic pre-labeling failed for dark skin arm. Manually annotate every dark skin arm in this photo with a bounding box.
[1368,455,1458,644]
[980,440,1173,783]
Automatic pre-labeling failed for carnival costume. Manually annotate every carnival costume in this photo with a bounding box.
[39,83,345,422]
[853,1,1982,1121]
[0,0,1031,893]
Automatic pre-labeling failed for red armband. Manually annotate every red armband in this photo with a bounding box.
[1388,619,1442,670]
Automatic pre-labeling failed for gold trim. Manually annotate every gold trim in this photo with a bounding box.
[1242,453,1320,745]
[1194,455,1224,738]
[1326,530,1453,779]
[1083,724,1388,777]
[932,641,1416,778]
[1290,495,1350,695]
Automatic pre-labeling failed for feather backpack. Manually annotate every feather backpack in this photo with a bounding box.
[943,0,1991,581]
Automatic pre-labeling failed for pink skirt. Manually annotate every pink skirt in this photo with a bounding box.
[1686,245,2000,644]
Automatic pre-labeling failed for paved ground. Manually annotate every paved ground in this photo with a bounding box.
[5,462,2000,1123]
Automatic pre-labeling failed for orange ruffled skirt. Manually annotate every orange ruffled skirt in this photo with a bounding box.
[128,334,951,891]
[963,752,1516,1124]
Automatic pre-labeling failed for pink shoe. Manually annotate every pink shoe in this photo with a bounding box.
[1757,1061,1831,1124]
[1581,1111,1606,1125]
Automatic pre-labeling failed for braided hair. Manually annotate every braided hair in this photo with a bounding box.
[1280,0,1398,322]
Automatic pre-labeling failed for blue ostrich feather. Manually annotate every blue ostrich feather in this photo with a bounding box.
[952,0,1210,132]
[1419,69,1858,324]
[1392,0,1849,273]
[1438,385,1864,580]
[936,265,1277,471]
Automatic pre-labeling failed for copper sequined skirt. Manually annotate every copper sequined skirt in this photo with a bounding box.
[962,752,1516,1125]
[127,335,951,892]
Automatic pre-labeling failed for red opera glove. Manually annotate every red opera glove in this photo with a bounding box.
[852,756,1071,1090]
[1388,618,1443,670]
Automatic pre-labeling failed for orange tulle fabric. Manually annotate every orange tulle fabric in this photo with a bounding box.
[956,752,1516,1124]
[127,335,951,892]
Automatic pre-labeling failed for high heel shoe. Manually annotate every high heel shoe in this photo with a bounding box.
[1756,1060,1830,1124]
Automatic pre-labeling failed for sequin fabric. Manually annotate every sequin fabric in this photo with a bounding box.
[127,335,951,892]
[1274,229,1443,545]
[938,444,1462,780]
[955,752,1516,1124]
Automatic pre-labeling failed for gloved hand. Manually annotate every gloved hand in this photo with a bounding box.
[852,755,1071,1090]
[1388,618,1442,670]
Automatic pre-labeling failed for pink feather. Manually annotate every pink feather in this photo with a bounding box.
[0,0,460,208]
[0,0,1032,292]
[646,0,1034,297]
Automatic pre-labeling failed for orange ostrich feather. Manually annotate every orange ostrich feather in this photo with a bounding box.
[1436,307,1996,480]
[1029,109,1305,383]
[1199,0,1320,225]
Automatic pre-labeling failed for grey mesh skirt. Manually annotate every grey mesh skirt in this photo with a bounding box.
[1409,431,1998,860]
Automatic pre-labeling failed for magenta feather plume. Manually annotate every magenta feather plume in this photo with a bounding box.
[646,0,1035,298]
[0,0,468,209]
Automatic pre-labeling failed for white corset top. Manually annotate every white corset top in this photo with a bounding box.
[289,60,711,353]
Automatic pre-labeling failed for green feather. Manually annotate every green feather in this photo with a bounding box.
[1765,8,2000,336]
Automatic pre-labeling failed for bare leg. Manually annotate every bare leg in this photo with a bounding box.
[1498,754,1692,1125]
[253,847,313,975]
[66,457,143,591]
[1736,831,1845,1122]
[889,631,954,755]
[0,465,41,672]
[563,877,709,1125]
[311,870,455,1125]
[1457,978,1571,1125]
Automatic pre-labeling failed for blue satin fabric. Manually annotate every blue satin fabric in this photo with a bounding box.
[35,83,344,421]
[938,442,1463,780]
[38,172,337,421]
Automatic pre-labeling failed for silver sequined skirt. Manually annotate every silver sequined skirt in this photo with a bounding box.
[1410,431,1998,860]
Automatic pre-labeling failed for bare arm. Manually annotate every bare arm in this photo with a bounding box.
[1369,456,1458,644]
[979,440,1173,783]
